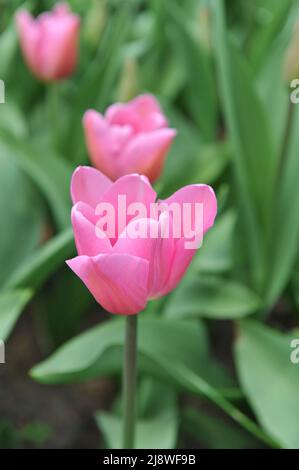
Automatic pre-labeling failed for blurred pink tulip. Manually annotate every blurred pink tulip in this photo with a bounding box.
[15,3,80,81]
[83,94,177,182]
[66,166,217,315]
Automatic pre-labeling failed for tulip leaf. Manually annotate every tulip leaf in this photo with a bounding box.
[96,383,178,449]
[265,105,299,308]
[4,228,74,291]
[164,274,260,320]
[0,289,33,341]
[194,210,236,273]
[211,0,277,290]
[165,0,217,141]
[0,23,17,80]
[30,316,233,391]
[182,406,261,449]
[0,142,43,286]
[234,320,299,449]
[0,130,72,230]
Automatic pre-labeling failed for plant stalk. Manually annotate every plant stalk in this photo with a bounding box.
[123,314,137,449]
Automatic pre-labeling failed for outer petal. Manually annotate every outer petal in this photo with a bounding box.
[106,94,168,132]
[158,240,196,297]
[158,184,218,296]
[71,202,111,256]
[162,184,217,236]
[66,253,149,314]
[37,5,80,80]
[113,217,159,260]
[71,166,112,207]
[113,214,175,298]
[99,174,157,242]
[83,110,133,180]
[120,129,176,182]
[15,10,41,78]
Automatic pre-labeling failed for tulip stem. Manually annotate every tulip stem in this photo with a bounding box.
[123,314,137,449]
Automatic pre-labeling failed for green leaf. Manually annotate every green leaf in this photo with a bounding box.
[30,316,231,390]
[235,320,299,448]
[0,289,32,341]
[0,24,17,80]
[96,383,178,449]
[165,0,217,141]
[194,210,236,273]
[265,104,299,308]
[182,406,261,449]
[0,130,72,230]
[164,274,260,320]
[0,141,43,286]
[211,0,276,290]
[4,228,74,291]
[0,102,27,138]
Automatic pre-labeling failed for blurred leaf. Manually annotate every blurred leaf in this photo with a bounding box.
[235,320,299,448]
[0,141,43,285]
[0,130,72,229]
[249,0,292,70]
[194,210,236,273]
[96,383,178,449]
[165,0,217,141]
[211,0,276,290]
[265,104,299,308]
[0,101,27,138]
[182,406,261,449]
[4,227,74,291]
[0,289,32,340]
[164,273,260,320]
[30,316,231,391]
[0,23,17,80]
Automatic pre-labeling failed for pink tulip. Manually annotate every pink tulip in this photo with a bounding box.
[66,166,217,315]
[83,94,176,182]
[15,3,80,81]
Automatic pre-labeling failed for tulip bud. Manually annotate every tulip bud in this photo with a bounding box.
[117,56,140,102]
[83,94,176,182]
[84,0,107,49]
[196,5,212,53]
[284,20,299,83]
[15,3,80,82]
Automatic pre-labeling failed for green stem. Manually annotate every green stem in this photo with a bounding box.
[123,314,137,449]
[47,82,60,152]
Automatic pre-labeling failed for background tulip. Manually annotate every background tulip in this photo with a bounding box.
[16,3,80,81]
[67,166,217,315]
[83,94,177,182]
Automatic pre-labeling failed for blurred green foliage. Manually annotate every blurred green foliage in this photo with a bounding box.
[1,0,299,449]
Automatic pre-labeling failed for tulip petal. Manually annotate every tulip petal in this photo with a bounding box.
[71,166,112,207]
[71,203,111,256]
[121,129,176,182]
[98,174,157,242]
[162,240,196,297]
[38,7,80,80]
[83,110,133,180]
[15,11,41,78]
[162,184,217,237]
[113,217,159,260]
[106,94,168,132]
[66,253,149,314]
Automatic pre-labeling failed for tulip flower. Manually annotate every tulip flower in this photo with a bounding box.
[83,94,176,182]
[66,165,217,449]
[66,166,217,315]
[15,3,80,81]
